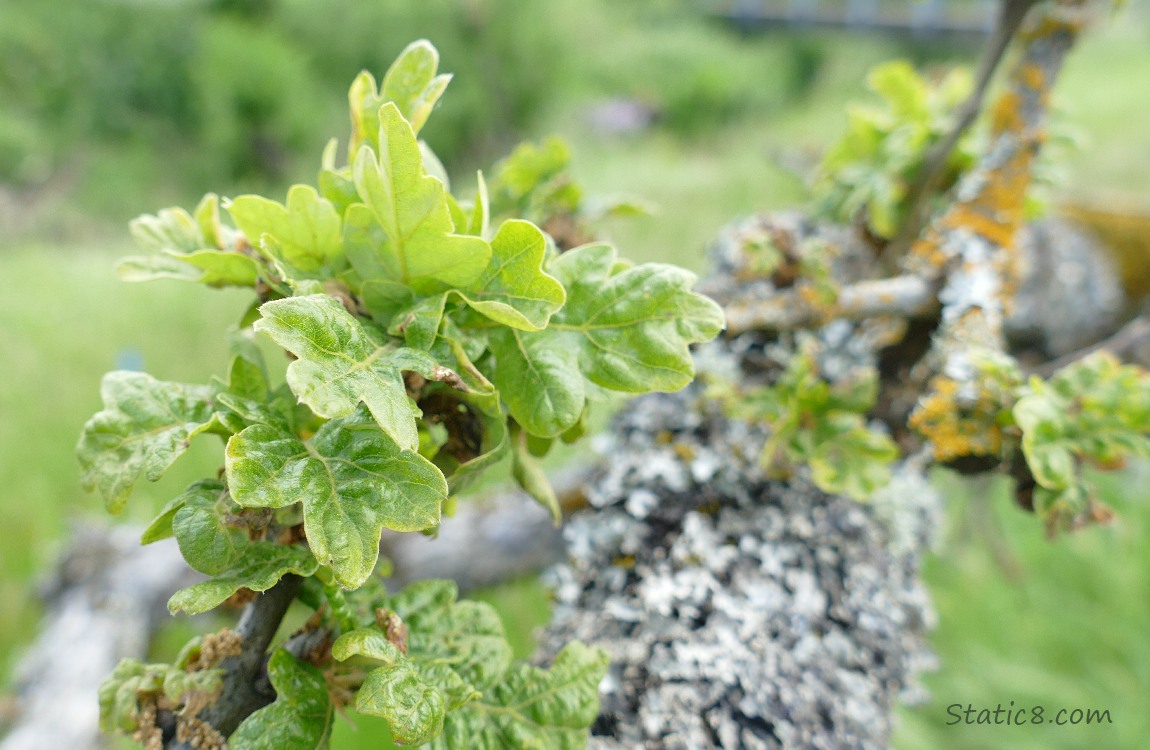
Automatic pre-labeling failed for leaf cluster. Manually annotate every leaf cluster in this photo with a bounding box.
[80,40,723,748]
[716,340,898,501]
[1011,352,1150,532]
[814,60,977,240]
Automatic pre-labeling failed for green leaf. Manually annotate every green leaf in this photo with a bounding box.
[254,294,423,451]
[511,423,561,523]
[488,137,577,219]
[228,185,344,277]
[225,411,445,588]
[121,202,258,287]
[130,207,203,254]
[345,103,490,293]
[807,420,899,501]
[171,480,246,575]
[381,40,452,136]
[389,293,448,350]
[77,371,217,513]
[194,192,229,249]
[488,243,724,436]
[140,494,183,545]
[391,580,514,692]
[332,630,447,746]
[486,326,584,438]
[98,659,222,734]
[1014,392,1075,488]
[332,627,405,664]
[120,249,260,288]
[867,60,929,118]
[426,642,609,750]
[167,541,317,615]
[550,244,725,391]
[358,661,446,745]
[455,219,565,331]
[468,171,490,237]
[231,650,334,750]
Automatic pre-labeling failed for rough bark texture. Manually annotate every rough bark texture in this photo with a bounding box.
[536,358,939,750]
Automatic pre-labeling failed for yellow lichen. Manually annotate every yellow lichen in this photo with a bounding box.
[1020,62,1046,91]
[909,376,1007,462]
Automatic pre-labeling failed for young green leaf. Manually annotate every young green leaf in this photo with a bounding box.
[122,199,261,288]
[129,207,203,254]
[77,371,218,513]
[167,541,318,615]
[345,103,490,293]
[389,292,448,350]
[511,423,561,523]
[228,185,344,277]
[225,411,446,588]
[332,630,447,746]
[488,243,724,436]
[117,249,260,288]
[486,327,584,438]
[98,659,223,734]
[455,219,566,331]
[381,40,452,136]
[230,650,334,750]
[426,642,609,750]
[254,294,425,451]
[387,580,514,692]
[808,418,900,501]
[170,480,247,575]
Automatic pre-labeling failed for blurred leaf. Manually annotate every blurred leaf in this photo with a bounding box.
[427,642,609,750]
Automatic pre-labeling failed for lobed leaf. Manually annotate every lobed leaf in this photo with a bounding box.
[124,199,258,287]
[225,410,445,588]
[167,541,317,615]
[455,219,566,331]
[426,642,609,750]
[255,294,425,450]
[230,650,334,750]
[345,103,490,294]
[77,371,217,513]
[228,185,344,278]
[171,480,247,575]
[488,243,724,436]
[380,40,452,136]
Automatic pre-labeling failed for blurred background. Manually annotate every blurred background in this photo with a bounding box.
[1,1,1148,747]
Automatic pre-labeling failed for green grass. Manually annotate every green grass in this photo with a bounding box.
[894,467,1150,749]
[1,10,1149,750]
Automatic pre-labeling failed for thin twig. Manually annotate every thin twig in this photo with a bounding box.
[723,274,939,334]
[882,0,1040,267]
[1034,314,1150,377]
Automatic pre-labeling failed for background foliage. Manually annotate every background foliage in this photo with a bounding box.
[2,1,1149,748]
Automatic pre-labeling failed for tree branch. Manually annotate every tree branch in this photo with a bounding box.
[724,274,939,334]
[1035,313,1150,376]
[909,3,1086,458]
[165,575,303,748]
[883,0,1040,266]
